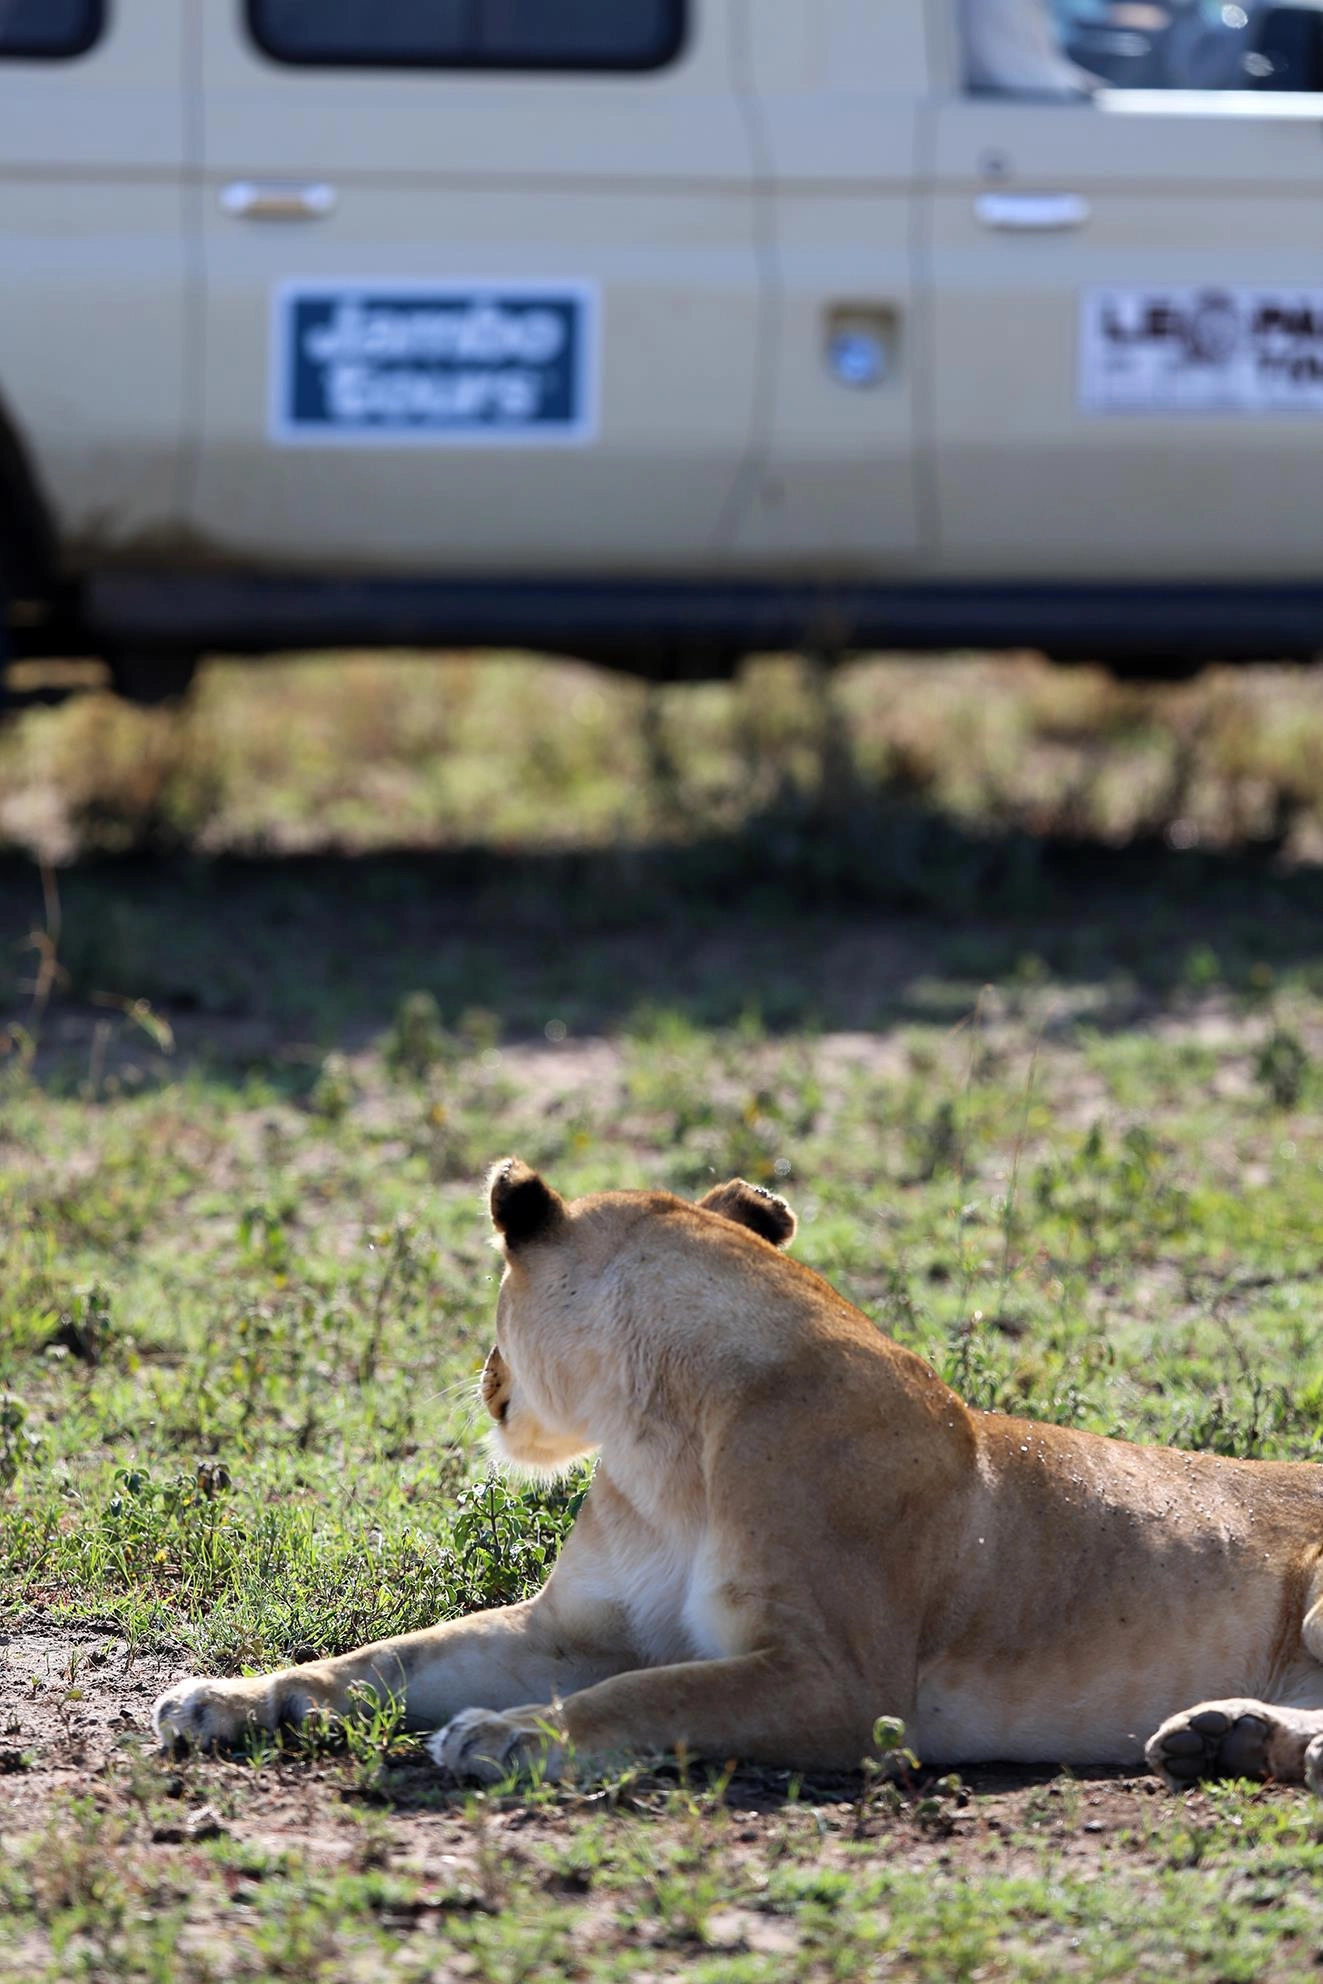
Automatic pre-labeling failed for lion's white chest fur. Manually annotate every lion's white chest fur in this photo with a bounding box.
[590,1447,735,1666]
[607,1526,728,1666]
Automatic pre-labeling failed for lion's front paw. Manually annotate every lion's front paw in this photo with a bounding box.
[152,1676,273,1751]
[1146,1698,1319,1789]
[427,1706,566,1785]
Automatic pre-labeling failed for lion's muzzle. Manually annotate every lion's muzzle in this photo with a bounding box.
[481,1346,511,1424]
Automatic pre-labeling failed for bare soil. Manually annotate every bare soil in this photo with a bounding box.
[0,1614,1292,1887]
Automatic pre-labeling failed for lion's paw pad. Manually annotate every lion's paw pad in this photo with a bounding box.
[1147,1703,1273,1787]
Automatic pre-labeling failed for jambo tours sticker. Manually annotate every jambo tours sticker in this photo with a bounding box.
[1081,287,1323,413]
[271,282,599,445]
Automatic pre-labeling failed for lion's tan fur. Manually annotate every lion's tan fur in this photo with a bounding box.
[154,1163,1323,1789]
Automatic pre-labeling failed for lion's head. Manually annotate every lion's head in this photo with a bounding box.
[477,1158,796,1475]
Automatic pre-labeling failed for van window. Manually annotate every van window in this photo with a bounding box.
[249,0,686,70]
[1060,0,1323,90]
[0,0,102,59]
[964,0,1323,96]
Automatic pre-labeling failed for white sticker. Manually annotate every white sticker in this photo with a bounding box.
[271,281,599,447]
[1081,288,1323,414]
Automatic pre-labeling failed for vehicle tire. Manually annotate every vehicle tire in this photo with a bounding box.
[1045,652,1211,683]
[105,648,199,707]
[1106,653,1209,683]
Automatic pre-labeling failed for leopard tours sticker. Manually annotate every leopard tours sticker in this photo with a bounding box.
[271,281,599,445]
[1081,287,1323,414]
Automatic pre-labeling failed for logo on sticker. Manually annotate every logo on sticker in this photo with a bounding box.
[273,285,597,444]
[1082,287,1323,414]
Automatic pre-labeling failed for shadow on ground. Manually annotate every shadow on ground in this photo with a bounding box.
[3,789,1323,1076]
[361,1752,1116,1820]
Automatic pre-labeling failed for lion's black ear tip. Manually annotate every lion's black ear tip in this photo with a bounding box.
[699,1178,797,1248]
[487,1158,563,1248]
[746,1181,797,1246]
[487,1153,526,1193]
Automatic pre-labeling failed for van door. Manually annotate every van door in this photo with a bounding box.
[189,1,762,577]
[0,0,191,562]
[738,3,926,575]
[928,0,1323,584]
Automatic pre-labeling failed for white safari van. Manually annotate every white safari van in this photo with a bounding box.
[4,0,1323,701]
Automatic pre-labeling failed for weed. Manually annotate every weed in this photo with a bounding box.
[95,1463,244,1601]
[1255,1026,1310,1109]
[46,1283,115,1365]
[237,1205,293,1277]
[308,1052,355,1123]
[340,1685,424,1792]
[908,1098,959,1183]
[446,1471,589,1612]
[0,1393,41,1489]
[383,991,448,1082]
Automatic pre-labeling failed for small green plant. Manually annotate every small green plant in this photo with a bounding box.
[854,1715,920,1834]
[869,1714,918,1775]
[319,1684,425,1796]
[0,1394,42,1490]
[1031,1120,1188,1257]
[358,1216,431,1383]
[1255,1026,1310,1110]
[1171,1376,1287,1461]
[308,1051,355,1122]
[383,990,448,1081]
[913,1772,967,1836]
[47,1282,115,1365]
[446,1471,588,1611]
[237,1203,293,1276]
[1183,944,1222,992]
[908,1098,959,1183]
[98,1460,242,1595]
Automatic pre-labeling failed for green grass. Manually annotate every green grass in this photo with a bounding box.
[5,1766,1323,1981]
[4,650,1323,1977]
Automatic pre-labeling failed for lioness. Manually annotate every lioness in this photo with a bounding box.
[154,1160,1323,1792]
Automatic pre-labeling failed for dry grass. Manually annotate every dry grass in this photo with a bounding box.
[5,650,1323,865]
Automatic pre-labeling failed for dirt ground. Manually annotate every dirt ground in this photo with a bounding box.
[0,1613,1276,1888]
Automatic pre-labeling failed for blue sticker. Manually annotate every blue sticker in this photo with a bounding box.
[271,282,598,446]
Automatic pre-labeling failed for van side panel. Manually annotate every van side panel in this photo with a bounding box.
[188,1,765,577]
[735,3,927,576]
[926,7,1323,583]
[0,1,191,561]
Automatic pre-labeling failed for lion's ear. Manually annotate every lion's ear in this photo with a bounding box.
[698,1179,796,1249]
[488,1158,567,1250]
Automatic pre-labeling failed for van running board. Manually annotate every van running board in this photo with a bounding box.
[73,574,1323,676]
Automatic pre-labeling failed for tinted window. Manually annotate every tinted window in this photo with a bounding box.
[964,0,1323,96]
[0,0,101,58]
[1059,0,1323,91]
[250,0,685,70]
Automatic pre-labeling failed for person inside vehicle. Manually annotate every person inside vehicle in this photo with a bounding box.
[961,0,1101,94]
[966,0,1323,95]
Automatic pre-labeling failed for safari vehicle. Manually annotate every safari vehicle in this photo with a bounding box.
[6,0,1323,707]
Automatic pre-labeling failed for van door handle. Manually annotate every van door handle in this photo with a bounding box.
[220,181,338,221]
[975,192,1090,231]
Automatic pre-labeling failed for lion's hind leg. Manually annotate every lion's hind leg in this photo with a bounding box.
[1146,1700,1323,1793]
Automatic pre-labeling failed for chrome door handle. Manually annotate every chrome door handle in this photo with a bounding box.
[220,180,338,221]
[976,192,1090,231]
